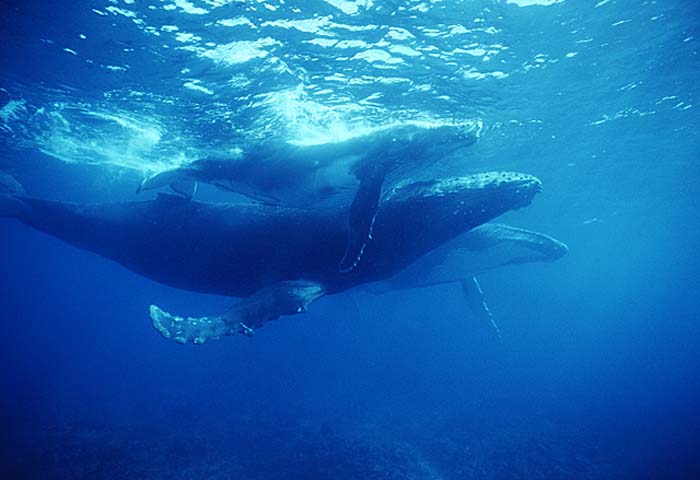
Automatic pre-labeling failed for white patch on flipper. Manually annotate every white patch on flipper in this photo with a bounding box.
[149,304,232,344]
[150,281,327,344]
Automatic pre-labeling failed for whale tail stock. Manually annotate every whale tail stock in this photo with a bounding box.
[150,280,327,344]
[0,171,29,218]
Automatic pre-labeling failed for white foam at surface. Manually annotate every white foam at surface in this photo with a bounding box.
[262,16,345,36]
[173,0,208,15]
[330,21,378,32]
[324,0,373,15]
[201,38,280,65]
[105,6,137,18]
[589,106,658,126]
[253,85,372,146]
[351,49,403,64]
[30,104,190,174]
[228,74,251,89]
[216,17,255,28]
[457,48,487,57]
[462,68,508,80]
[410,3,429,13]
[389,45,422,57]
[183,80,215,95]
[611,19,631,27]
[0,99,27,124]
[376,77,412,85]
[202,0,244,6]
[336,40,372,49]
[506,0,563,6]
[175,32,201,43]
[103,65,128,72]
[449,25,470,35]
[386,27,415,40]
[307,38,338,48]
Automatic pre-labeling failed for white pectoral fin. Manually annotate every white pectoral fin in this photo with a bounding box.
[150,305,242,345]
[137,168,192,194]
[150,280,327,345]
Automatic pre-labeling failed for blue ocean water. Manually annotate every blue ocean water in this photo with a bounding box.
[0,0,699,478]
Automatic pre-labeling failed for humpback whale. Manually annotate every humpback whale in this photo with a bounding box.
[366,223,569,339]
[1,170,542,344]
[137,122,482,272]
[376,222,569,293]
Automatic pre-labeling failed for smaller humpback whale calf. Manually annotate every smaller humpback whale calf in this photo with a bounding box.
[137,121,482,272]
[366,223,569,339]
[375,222,569,293]
[1,170,544,344]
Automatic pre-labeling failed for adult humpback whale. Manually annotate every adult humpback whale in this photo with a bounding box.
[137,121,482,272]
[1,170,542,344]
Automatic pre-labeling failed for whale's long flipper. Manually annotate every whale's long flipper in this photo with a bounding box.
[170,179,197,199]
[461,276,502,341]
[339,166,386,272]
[138,167,195,195]
[150,280,327,344]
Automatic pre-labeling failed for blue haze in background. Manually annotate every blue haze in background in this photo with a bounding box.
[0,0,699,478]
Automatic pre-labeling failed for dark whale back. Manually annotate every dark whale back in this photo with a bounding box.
[19,194,349,296]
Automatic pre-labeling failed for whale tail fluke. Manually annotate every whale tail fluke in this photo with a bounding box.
[150,280,327,344]
[0,172,28,218]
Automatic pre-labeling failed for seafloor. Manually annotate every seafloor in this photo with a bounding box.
[3,407,625,480]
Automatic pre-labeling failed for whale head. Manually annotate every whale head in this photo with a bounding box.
[386,171,541,213]
[372,172,542,261]
[443,171,543,213]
